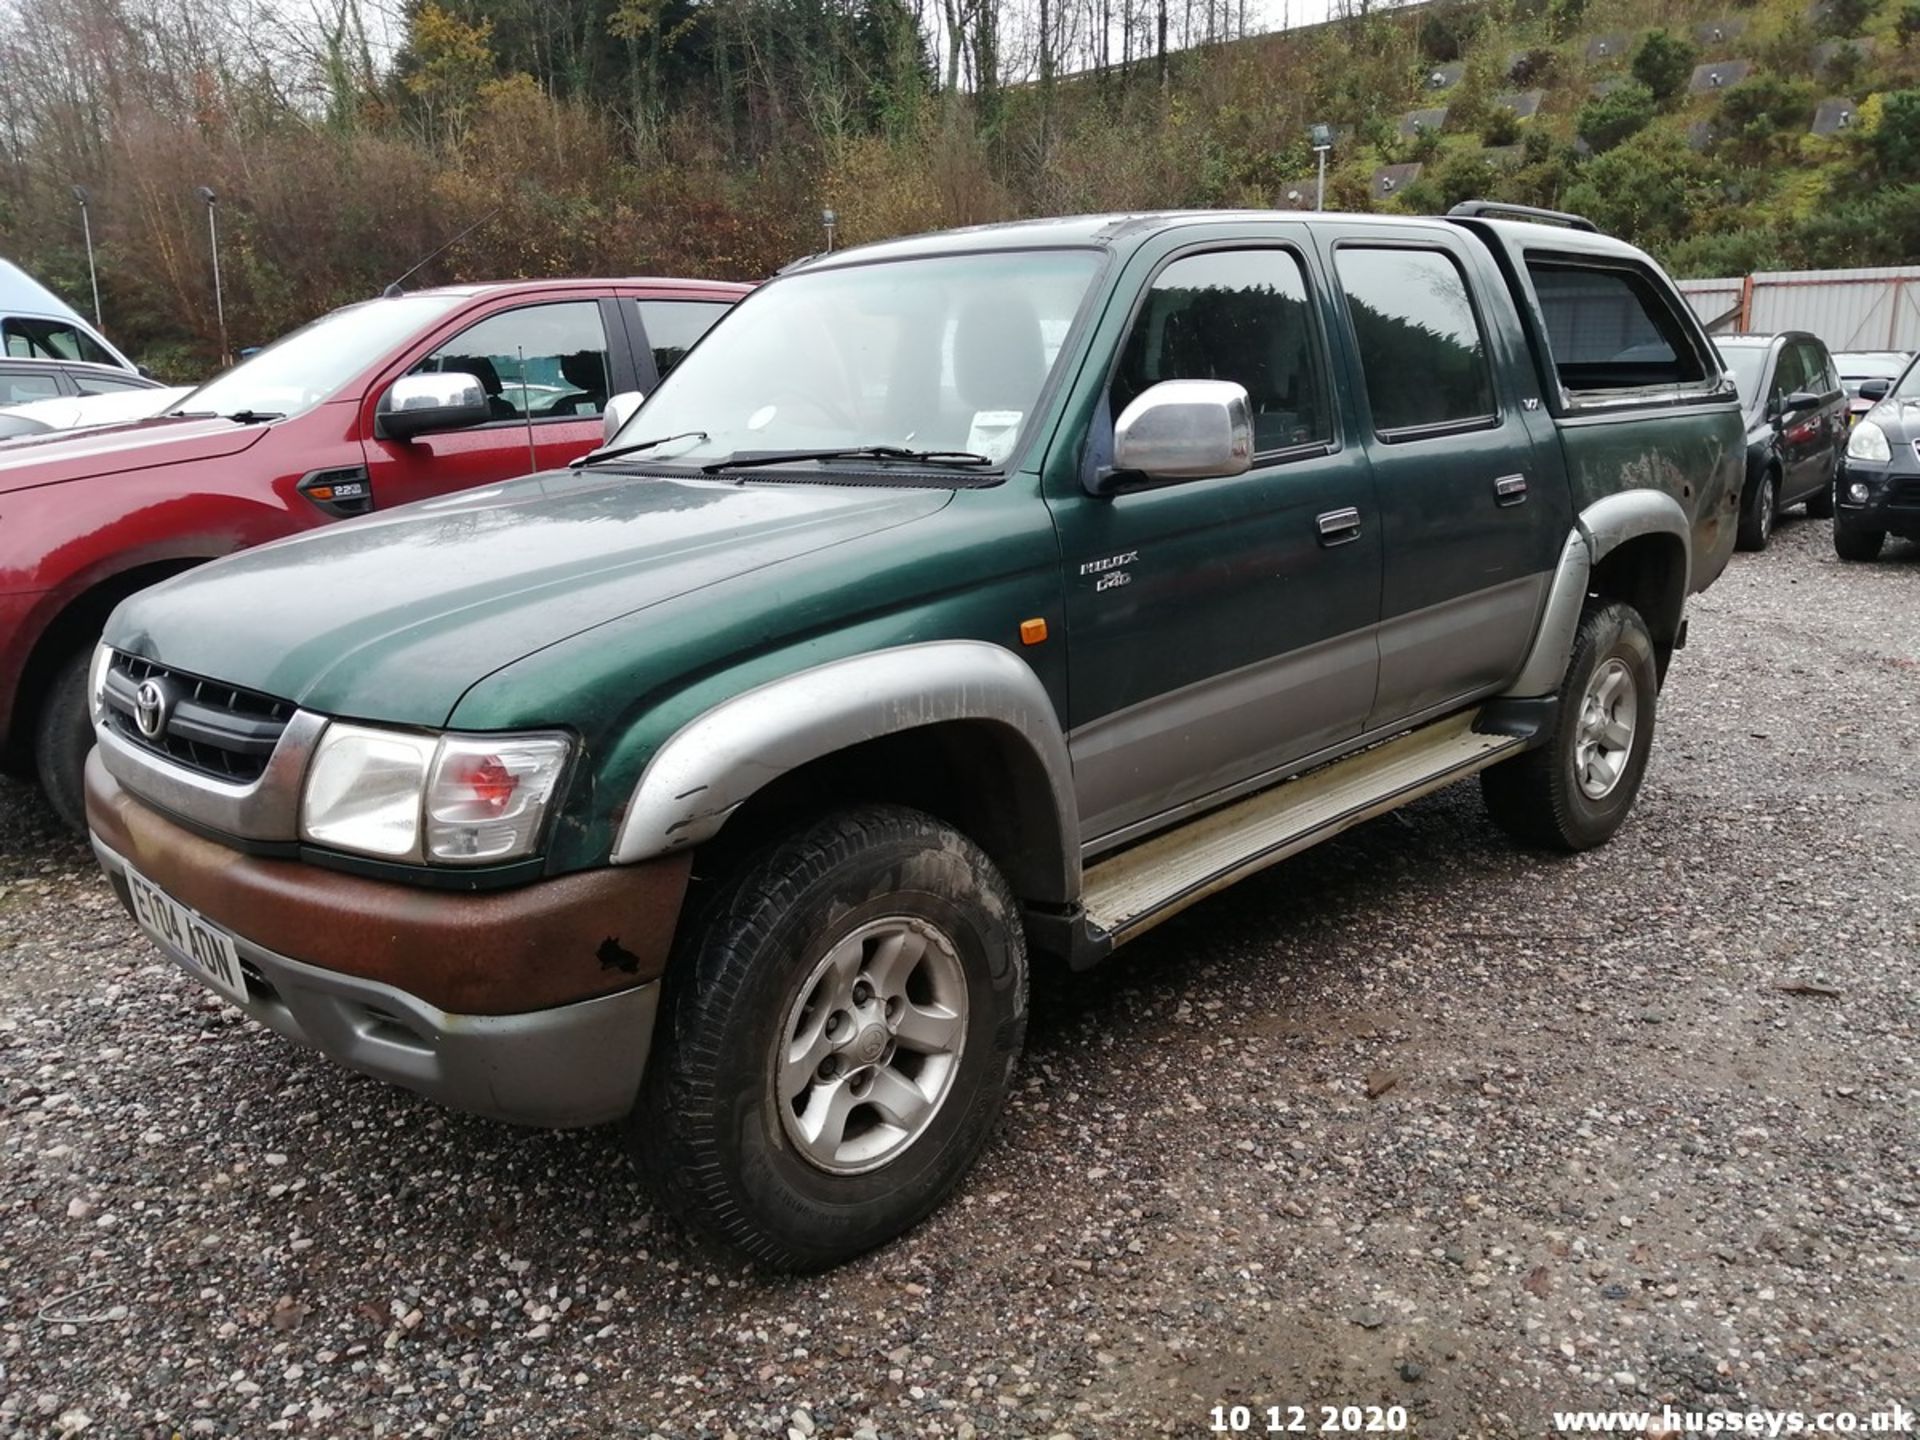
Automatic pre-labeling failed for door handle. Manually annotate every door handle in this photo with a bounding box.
[1494,473,1528,507]
[1317,506,1362,546]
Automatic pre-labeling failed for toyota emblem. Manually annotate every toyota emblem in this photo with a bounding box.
[133,678,172,740]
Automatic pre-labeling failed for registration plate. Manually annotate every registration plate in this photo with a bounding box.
[124,865,247,1001]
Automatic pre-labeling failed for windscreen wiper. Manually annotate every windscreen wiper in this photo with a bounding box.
[162,408,283,423]
[569,430,709,468]
[699,445,995,476]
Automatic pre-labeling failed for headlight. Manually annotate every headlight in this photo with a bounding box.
[88,643,113,726]
[1847,420,1892,463]
[424,734,571,862]
[301,723,571,864]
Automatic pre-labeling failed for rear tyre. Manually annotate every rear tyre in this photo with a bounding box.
[1481,601,1659,853]
[1833,521,1886,562]
[1804,478,1835,519]
[1737,470,1777,551]
[633,804,1028,1272]
[32,650,94,835]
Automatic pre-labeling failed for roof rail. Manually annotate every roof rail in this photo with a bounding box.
[1446,200,1599,233]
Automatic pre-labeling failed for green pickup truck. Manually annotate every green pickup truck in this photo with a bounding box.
[84,203,1742,1270]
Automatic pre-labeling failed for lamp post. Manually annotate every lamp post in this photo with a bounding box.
[195,186,229,366]
[72,186,101,329]
[1309,123,1334,211]
[822,207,838,254]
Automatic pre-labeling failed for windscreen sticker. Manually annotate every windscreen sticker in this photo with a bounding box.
[968,410,1023,463]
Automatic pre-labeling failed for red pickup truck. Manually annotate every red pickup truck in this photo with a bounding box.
[0,276,748,829]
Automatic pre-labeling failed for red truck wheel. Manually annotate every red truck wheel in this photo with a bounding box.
[33,650,93,835]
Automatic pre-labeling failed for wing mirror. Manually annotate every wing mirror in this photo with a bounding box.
[1858,377,1892,402]
[602,390,645,447]
[1091,379,1254,495]
[1782,389,1822,417]
[375,372,492,442]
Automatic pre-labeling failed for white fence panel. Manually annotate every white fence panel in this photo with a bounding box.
[1677,277,1743,332]
[1675,266,1920,351]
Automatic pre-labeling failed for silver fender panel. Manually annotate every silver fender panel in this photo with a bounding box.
[1503,490,1692,698]
[610,640,1080,888]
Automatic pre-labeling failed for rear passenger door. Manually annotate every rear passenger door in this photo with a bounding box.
[1319,228,1569,731]
[624,297,735,390]
[1048,233,1382,846]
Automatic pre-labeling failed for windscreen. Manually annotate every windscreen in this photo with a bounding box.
[604,249,1103,471]
[178,294,465,421]
[1718,346,1768,407]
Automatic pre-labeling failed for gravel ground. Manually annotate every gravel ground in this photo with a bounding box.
[1,515,1915,1439]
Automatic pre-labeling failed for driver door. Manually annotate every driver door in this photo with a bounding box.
[1046,232,1382,848]
[362,298,631,510]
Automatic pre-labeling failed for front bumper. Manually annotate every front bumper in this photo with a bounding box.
[87,754,692,1128]
[1837,460,1920,536]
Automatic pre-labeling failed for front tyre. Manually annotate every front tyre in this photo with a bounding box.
[1481,601,1659,852]
[633,804,1028,1271]
[1833,521,1886,562]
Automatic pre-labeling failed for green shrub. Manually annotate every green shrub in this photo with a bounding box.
[1718,75,1816,156]
[1816,0,1878,37]
[1871,89,1920,178]
[1664,226,1785,277]
[1577,81,1657,152]
[1631,29,1698,103]
[1825,41,1865,89]
[1562,130,1718,246]
[1898,2,1920,47]
[1482,107,1522,145]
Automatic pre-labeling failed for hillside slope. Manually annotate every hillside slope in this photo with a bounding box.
[1297,0,1920,275]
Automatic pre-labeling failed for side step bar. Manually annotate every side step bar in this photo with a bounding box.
[1080,709,1527,946]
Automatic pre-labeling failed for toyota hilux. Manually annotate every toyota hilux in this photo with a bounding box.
[85,203,1741,1270]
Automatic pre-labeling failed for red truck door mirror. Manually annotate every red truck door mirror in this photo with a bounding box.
[376,372,492,442]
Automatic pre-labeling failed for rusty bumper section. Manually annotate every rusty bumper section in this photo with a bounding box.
[86,753,690,1014]
[86,754,693,1128]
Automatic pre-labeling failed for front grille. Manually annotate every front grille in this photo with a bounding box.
[1888,476,1920,510]
[101,653,294,784]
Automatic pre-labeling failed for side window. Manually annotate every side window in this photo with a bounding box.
[1337,246,1496,435]
[1110,248,1330,454]
[1795,343,1835,396]
[633,300,732,378]
[1770,344,1807,403]
[2,319,114,366]
[70,371,145,395]
[0,368,64,404]
[1524,258,1709,396]
[409,302,611,420]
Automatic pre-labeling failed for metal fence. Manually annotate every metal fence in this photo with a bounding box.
[1678,267,1920,352]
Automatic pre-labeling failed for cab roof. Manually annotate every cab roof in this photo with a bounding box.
[796,208,1658,271]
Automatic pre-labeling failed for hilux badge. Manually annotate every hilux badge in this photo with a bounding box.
[133,679,172,740]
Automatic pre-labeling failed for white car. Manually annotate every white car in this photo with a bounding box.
[1,383,192,434]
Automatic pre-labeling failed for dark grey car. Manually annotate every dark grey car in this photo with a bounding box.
[1715,332,1848,550]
